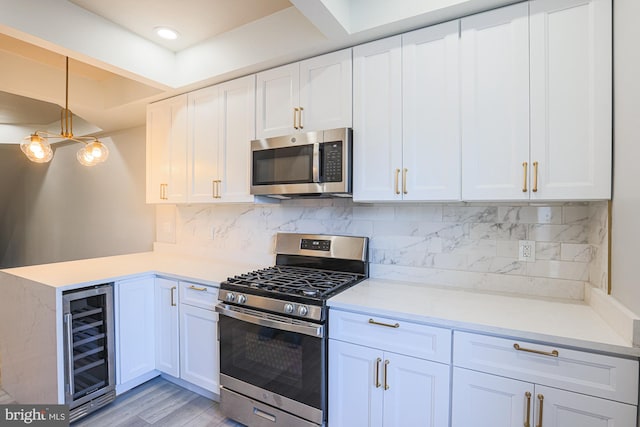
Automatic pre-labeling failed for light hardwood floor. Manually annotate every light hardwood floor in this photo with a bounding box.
[1,377,245,427]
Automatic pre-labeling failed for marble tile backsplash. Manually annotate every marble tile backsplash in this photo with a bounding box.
[156,200,609,301]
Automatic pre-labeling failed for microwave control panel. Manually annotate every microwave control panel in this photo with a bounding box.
[322,141,343,182]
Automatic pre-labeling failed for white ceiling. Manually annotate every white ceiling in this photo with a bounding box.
[0,0,518,143]
[68,0,293,52]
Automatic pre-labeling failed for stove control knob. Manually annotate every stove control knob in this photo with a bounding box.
[226,292,236,302]
[298,305,308,316]
[237,294,247,304]
[284,303,294,314]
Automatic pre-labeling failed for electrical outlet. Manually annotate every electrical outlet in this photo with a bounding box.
[518,240,536,262]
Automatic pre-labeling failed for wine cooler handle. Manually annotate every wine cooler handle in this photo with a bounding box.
[64,313,75,397]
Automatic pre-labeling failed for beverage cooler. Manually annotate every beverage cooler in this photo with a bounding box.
[62,283,115,422]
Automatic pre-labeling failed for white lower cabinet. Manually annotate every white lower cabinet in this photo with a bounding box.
[452,331,639,427]
[453,368,637,427]
[328,310,451,426]
[155,278,220,394]
[179,288,219,393]
[115,276,156,386]
[155,277,179,377]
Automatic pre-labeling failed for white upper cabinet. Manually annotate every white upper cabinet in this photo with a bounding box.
[353,36,403,202]
[529,0,612,199]
[148,75,255,204]
[354,21,461,202]
[187,75,256,203]
[461,0,612,201]
[256,48,352,138]
[146,95,188,204]
[460,2,530,201]
[217,75,256,202]
[403,21,461,201]
[187,85,221,203]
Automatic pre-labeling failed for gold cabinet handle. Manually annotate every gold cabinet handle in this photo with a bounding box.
[536,394,544,427]
[383,360,390,390]
[402,168,408,194]
[524,391,531,427]
[369,318,399,328]
[160,183,168,200]
[293,107,299,129]
[189,285,208,291]
[532,161,539,193]
[170,286,176,307]
[513,343,559,357]
[394,169,401,195]
[522,162,528,192]
[298,107,304,129]
[212,180,222,199]
[374,357,382,388]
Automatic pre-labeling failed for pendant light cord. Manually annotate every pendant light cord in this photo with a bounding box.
[61,56,73,138]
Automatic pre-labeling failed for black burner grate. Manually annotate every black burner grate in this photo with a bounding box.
[226,266,363,299]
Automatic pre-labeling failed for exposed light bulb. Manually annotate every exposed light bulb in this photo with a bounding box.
[85,141,109,164]
[29,142,44,155]
[21,134,53,163]
[91,145,103,159]
[77,146,97,166]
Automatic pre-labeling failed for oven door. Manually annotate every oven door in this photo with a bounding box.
[216,303,326,424]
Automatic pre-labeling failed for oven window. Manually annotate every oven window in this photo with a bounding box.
[252,145,314,185]
[219,314,323,410]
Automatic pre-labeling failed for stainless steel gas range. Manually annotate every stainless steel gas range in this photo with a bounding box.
[215,233,369,427]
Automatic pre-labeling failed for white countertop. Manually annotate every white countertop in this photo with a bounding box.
[0,252,265,290]
[2,252,637,357]
[329,278,640,357]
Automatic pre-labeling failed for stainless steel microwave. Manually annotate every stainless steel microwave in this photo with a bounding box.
[250,128,352,198]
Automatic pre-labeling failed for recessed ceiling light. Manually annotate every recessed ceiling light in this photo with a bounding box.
[154,27,179,40]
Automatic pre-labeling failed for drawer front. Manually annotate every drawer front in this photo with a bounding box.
[179,281,219,310]
[453,331,639,405]
[329,309,451,364]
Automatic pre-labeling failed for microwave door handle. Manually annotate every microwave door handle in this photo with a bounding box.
[313,143,321,183]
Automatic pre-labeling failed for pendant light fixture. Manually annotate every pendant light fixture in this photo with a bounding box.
[20,56,109,166]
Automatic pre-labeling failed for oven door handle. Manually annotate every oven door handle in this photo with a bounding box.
[215,304,324,338]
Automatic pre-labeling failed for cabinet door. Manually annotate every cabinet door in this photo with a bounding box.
[328,340,383,427]
[452,368,532,427]
[116,277,155,384]
[403,21,461,201]
[256,63,299,138]
[383,352,450,427]
[299,48,352,132]
[146,95,188,203]
[353,36,403,202]
[530,0,612,200]
[461,3,530,200]
[155,278,179,377]
[535,385,637,427]
[218,75,256,202]
[179,304,219,393]
[187,85,221,203]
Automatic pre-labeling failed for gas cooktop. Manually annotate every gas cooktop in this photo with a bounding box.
[219,233,369,321]
[225,265,364,299]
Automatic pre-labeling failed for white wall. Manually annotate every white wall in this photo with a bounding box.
[610,0,640,315]
[0,126,155,267]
